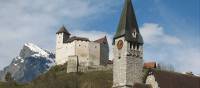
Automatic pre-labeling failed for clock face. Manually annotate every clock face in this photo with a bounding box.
[117,40,123,49]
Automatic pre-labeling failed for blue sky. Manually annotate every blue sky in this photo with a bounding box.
[0,0,199,74]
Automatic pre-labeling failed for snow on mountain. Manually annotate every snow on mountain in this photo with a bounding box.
[0,43,55,83]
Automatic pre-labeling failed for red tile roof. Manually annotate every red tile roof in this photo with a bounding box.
[143,62,156,69]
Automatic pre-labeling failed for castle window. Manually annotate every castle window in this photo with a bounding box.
[95,46,97,48]
[79,44,81,46]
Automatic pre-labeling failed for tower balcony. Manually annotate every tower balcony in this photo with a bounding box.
[127,49,143,58]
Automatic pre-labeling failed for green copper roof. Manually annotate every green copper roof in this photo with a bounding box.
[113,0,143,44]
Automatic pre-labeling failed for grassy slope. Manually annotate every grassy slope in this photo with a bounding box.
[0,64,113,88]
[0,63,152,88]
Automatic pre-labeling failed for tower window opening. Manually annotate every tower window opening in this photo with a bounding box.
[130,43,132,49]
[133,44,136,50]
[137,45,139,50]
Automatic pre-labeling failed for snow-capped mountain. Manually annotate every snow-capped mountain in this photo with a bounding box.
[0,43,55,83]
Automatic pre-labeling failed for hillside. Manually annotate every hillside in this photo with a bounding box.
[0,63,113,88]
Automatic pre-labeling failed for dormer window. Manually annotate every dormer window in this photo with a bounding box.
[132,32,136,38]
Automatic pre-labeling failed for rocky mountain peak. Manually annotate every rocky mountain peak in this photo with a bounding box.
[20,43,50,58]
[0,43,55,83]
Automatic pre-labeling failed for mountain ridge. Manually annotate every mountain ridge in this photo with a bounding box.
[0,43,55,83]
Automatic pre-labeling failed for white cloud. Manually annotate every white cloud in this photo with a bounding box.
[155,46,200,74]
[139,23,200,74]
[0,0,119,69]
[140,23,181,45]
[175,48,200,74]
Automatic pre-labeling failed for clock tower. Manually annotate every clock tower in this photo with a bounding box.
[112,0,144,88]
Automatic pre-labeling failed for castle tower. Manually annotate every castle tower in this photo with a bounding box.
[56,26,71,64]
[112,0,144,88]
[56,26,71,46]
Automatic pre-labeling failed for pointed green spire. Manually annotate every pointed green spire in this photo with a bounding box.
[113,0,143,44]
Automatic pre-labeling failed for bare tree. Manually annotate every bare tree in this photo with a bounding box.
[157,62,175,72]
[5,72,13,82]
[5,72,16,87]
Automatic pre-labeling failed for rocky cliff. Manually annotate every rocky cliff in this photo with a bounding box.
[0,43,55,83]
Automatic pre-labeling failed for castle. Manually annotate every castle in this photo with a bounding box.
[55,26,109,67]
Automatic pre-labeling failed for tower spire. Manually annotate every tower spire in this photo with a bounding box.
[113,0,143,44]
[112,0,144,87]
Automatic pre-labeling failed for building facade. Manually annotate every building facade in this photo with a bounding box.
[55,26,109,66]
[112,0,144,88]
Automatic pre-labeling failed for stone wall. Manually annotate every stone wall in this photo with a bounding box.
[78,65,113,73]
[74,40,90,66]
[100,42,109,65]
[67,55,78,73]
[126,56,143,85]
[113,37,128,87]
[56,40,76,65]
[113,37,143,88]
[89,42,100,66]
[67,61,112,73]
